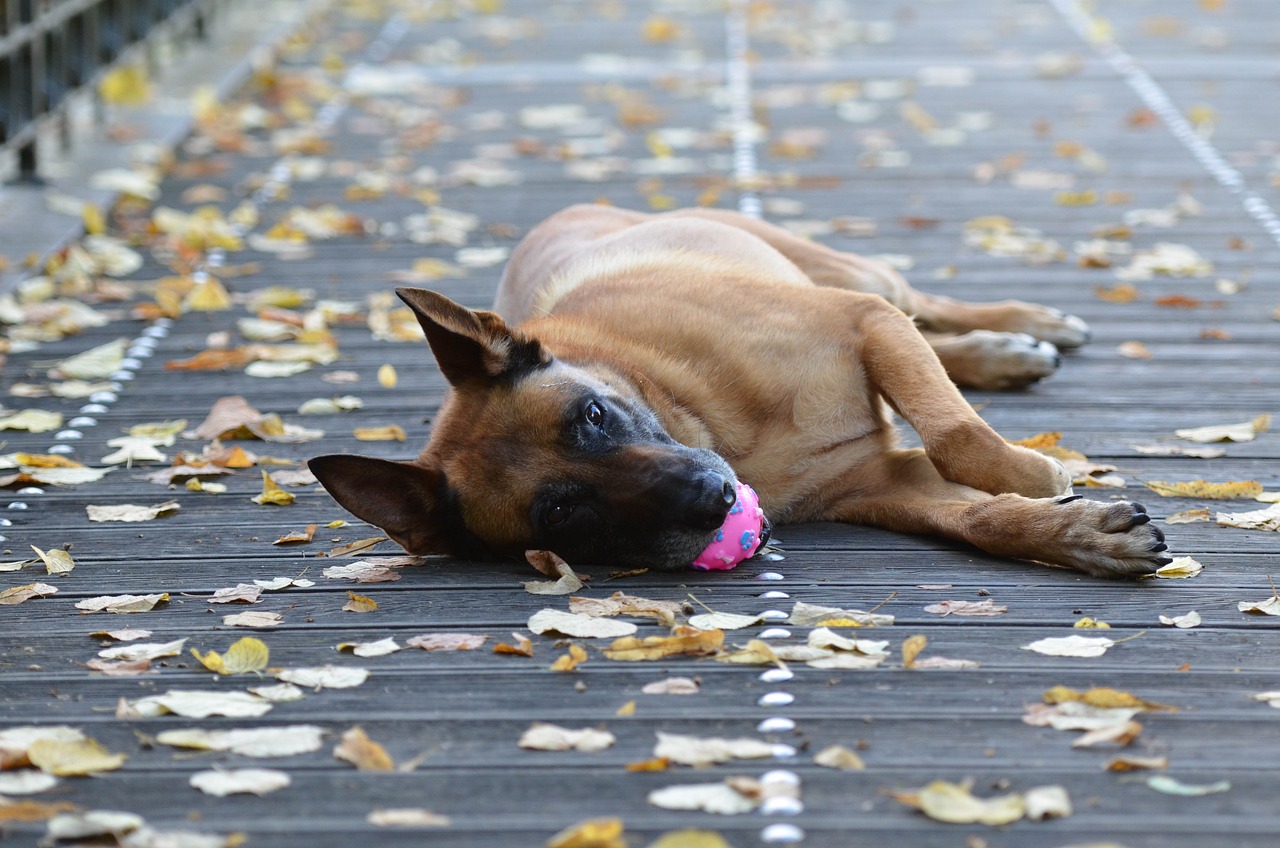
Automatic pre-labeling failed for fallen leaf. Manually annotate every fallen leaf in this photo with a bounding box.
[494,632,535,657]
[1217,502,1280,532]
[1154,556,1205,578]
[367,808,451,828]
[892,779,1025,825]
[75,593,169,613]
[1117,341,1153,360]
[1074,616,1111,629]
[615,700,636,717]
[325,536,388,557]
[518,723,615,752]
[653,732,776,767]
[604,627,724,661]
[645,831,732,848]
[98,638,187,662]
[1174,414,1270,443]
[155,725,323,757]
[569,593,683,619]
[642,677,700,695]
[377,364,398,388]
[273,525,318,545]
[90,628,151,641]
[254,576,316,590]
[529,609,637,638]
[1023,785,1073,821]
[251,470,295,505]
[0,409,63,433]
[523,550,585,595]
[0,770,61,795]
[407,633,487,651]
[275,665,369,689]
[223,611,284,627]
[85,501,180,522]
[1072,720,1144,748]
[191,637,270,675]
[210,583,263,604]
[1166,507,1212,524]
[902,634,927,668]
[190,768,291,797]
[342,592,379,613]
[0,582,59,605]
[354,424,406,441]
[1252,691,1280,709]
[789,600,894,627]
[49,338,127,380]
[246,683,306,703]
[922,599,1007,617]
[687,611,762,631]
[0,799,77,823]
[1043,686,1174,712]
[1146,775,1230,796]
[1132,444,1226,459]
[334,726,395,771]
[1159,611,1201,628]
[1022,635,1115,657]
[323,561,401,582]
[647,779,760,815]
[337,637,402,658]
[814,744,865,770]
[546,817,626,848]
[1145,479,1263,499]
[716,639,788,666]
[27,738,127,776]
[550,644,589,672]
[1105,754,1170,772]
[1238,591,1280,616]
[42,810,146,842]
[911,656,981,670]
[31,545,74,576]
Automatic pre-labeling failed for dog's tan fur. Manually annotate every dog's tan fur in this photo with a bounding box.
[310,205,1169,577]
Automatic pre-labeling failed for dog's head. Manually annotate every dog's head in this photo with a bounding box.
[309,287,746,570]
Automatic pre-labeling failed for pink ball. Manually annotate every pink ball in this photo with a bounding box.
[691,482,766,571]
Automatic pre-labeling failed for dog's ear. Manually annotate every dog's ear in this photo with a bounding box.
[308,454,455,555]
[395,287,548,386]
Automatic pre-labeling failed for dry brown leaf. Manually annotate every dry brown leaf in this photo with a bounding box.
[922,599,1007,617]
[210,583,263,604]
[323,561,401,583]
[1217,502,1280,532]
[493,633,534,656]
[546,818,626,848]
[653,732,776,767]
[30,545,74,576]
[891,779,1026,825]
[524,550,584,595]
[334,726,395,771]
[342,591,379,613]
[223,610,283,628]
[1105,754,1169,772]
[325,536,388,557]
[528,609,636,638]
[604,626,724,661]
[1174,414,1270,443]
[353,424,406,441]
[367,808,451,828]
[273,524,317,545]
[1022,635,1115,657]
[0,582,58,605]
[251,471,295,505]
[74,592,169,613]
[569,592,683,619]
[814,744,865,771]
[85,501,180,523]
[27,737,127,776]
[647,779,760,815]
[1166,508,1212,524]
[0,800,78,823]
[1043,686,1175,712]
[191,637,270,676]
[550,644,589,672]
[901,634,927,668]
[641,677,699,695]
[407,633,486,651]
[1145,479,1263,499]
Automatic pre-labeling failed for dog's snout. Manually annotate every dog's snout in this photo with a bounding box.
[679,470,735,531]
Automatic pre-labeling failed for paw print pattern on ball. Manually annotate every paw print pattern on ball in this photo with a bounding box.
[691,482,767,571]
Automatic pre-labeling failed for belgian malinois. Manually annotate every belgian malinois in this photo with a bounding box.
[310,205,1170,577]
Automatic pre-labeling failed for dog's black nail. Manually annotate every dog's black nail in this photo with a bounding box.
[1056,494,1083,504]
[1131,502,1147,514]
[1156,555,1175,566]
[1150,542,1168,553]
[1131,513,1151,526]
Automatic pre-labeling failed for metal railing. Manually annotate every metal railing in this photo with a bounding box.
[0,0,217,182]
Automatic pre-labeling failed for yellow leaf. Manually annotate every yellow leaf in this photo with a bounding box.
[82,203,106,236]
[378,364,398,388]
[27,737,127,775]
[546,817,627,848]
[624,756,670,773]
[494,632,534,656]
[1012,432,1061,448]
[1145,479,1263,499]
[603,627,723,661]
[646,832,732,848]
[14,453,83,468]
[0,409,63,433]
[550,643,588,672]
[334,726,395,771]
[642,16,681,42]
[1055,190,1098,206]
[31,545,74,576]
[184,276,232,311]
[1073,616,1110,629]
[615,700,636,717]
[98,64,151,106]
[902,634,927,668]
[354,425,406,441]
[1043,685,1175,712]
[814,616,866,628]
[897,779,1026,825]
[342,592,378,613]
[251,471,295,505]
[191,637,270,675]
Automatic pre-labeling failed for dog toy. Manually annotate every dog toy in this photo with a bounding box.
[692,481,767,571]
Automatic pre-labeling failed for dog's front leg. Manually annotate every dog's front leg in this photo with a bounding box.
[829,449,1171,578]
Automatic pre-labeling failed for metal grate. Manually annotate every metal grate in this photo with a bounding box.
[0,0,216,181]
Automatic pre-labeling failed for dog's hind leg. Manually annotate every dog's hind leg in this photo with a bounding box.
[665,208,1090,355]
[826,448,1170,578]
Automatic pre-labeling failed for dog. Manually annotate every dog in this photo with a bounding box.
[310,205,1170,577]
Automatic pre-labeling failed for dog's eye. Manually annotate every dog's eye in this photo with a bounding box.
[584,401,605,429]
[547,504,576,527]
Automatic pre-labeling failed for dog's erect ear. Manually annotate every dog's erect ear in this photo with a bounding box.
[308,454,455,555]
[395,287,548,386]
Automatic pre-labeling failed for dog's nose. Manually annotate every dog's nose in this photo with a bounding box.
[679,471,736,531]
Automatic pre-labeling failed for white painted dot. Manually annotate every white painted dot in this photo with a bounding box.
[761,797,804,816]
[47,445,74,455]
[756,571,786,581]
[758,691,795,707]
[761,823,804,843]
[80,404,109,414]
[89,392,118,404]
[7,503,28,510]
[54,430,83,440]
[759,609,789,621]
[759,668,794,683]
[756,717,796,733]
[15,487,43,495]
[68,417,97,428]
[770,743,798,758]
[760,769,801,786]
[759,628,792,640]
[759,590,790,599]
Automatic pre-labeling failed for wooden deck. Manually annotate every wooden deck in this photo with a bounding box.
[3,0,1279,845]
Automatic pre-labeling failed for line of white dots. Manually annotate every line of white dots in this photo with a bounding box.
[726,0,803,841]
[6,12,411,519]
[1050,0,1280,248]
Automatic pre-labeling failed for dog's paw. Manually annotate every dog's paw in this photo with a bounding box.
[1013,306,1091,351]
[936,330,1062,391]
[1051,498,1170,578]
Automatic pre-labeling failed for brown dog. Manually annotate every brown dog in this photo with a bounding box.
[310,205,1170,577]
